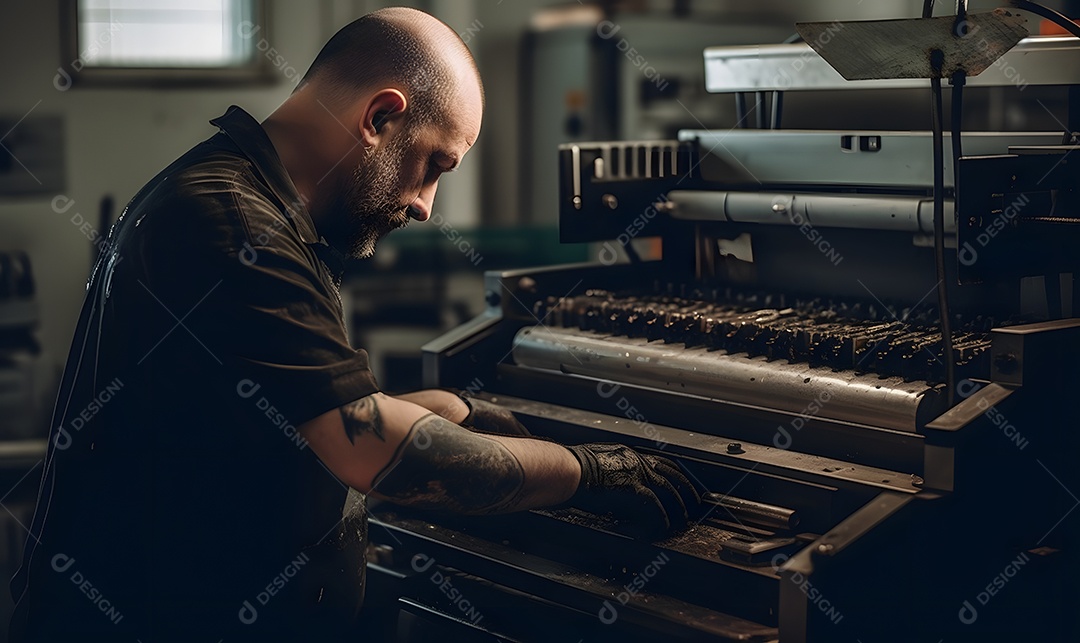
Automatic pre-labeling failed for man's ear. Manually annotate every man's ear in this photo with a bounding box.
[360,89,407,146]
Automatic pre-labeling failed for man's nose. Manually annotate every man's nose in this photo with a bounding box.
[408,183,437,222]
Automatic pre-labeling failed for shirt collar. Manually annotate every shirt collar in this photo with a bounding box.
[312,241,347,287]
[209,105,321,246]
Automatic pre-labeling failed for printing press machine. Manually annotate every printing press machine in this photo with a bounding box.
[361,33,1080,643]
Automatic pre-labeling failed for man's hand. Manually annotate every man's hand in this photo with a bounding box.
[564,444,700,539]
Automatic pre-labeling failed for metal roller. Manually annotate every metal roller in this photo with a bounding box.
[511,326,944,432]
[665,189,955,234]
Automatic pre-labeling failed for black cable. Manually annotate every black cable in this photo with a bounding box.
[930,49,956,407]
[1010,0,1080,39]
[922,0,936,18]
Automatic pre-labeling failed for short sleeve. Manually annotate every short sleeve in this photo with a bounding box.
[136,163,380,428]
[214,226,380,426]
[210,208,380,427]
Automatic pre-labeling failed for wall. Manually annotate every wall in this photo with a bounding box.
[0,1,320,398]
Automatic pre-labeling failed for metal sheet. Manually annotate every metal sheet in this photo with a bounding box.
[676,130,1062,188]
[924,382,1015,432]
[704,36,1080,92]
[511,326,941,433]
[777,491,914,642]
[796,10,1028,80]
[483,392,922,494]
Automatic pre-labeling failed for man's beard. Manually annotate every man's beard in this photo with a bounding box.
[338,133,413,259]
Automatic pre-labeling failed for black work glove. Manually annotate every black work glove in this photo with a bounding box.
[564,443,701,540]
[459,396,532,437]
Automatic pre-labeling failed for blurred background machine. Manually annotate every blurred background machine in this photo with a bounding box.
[521,5,791,227]
[0,251,47,441]
[0,251,49,640]
[362,10,1080,643]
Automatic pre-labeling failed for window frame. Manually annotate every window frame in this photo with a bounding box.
[59,0,280,88]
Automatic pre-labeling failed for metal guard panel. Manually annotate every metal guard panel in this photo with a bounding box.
[704,36,1080,93]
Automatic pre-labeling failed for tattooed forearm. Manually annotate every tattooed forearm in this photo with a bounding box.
[340,395,384,444]
[371,413,527,515]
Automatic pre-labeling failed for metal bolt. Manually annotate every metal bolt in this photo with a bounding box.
[816,543,835,556]
[726,442,745,454]
[602,194,619,210]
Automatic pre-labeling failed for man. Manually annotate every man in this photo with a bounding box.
[10,7,697,642]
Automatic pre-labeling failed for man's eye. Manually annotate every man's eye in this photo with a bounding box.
[428,161,452,181]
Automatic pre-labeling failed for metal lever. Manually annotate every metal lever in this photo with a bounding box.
[703,493,800,531]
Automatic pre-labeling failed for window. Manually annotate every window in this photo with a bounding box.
[60,0,274,86]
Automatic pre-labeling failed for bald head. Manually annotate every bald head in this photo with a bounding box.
[264,7,483,260]
[297,7,483,127]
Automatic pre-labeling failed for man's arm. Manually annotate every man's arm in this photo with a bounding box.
[392,389,468,423]
[300,392,578,513]
[392,389,532,437]
[301,392,701,535]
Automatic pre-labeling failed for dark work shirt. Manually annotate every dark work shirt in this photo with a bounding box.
[9,106,380,642]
